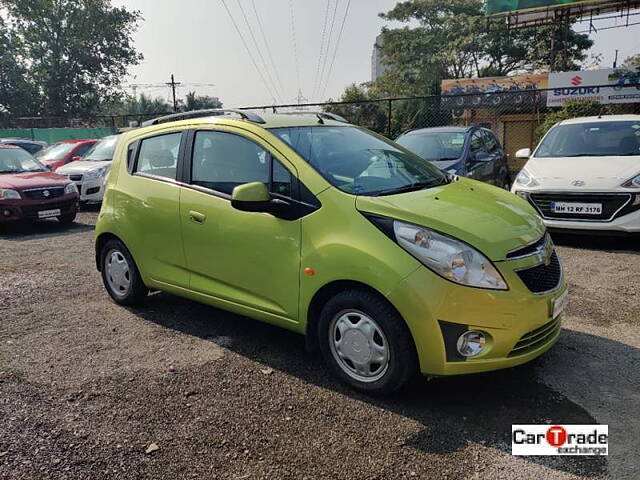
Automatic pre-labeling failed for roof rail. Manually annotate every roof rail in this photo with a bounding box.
[279,111,349,123]
[141,109,265,127]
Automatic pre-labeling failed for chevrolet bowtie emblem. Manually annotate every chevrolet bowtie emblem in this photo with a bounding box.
[571,180,585,187]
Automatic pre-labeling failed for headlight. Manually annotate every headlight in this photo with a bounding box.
[0,188,21,200]
[515,169,538,187]
[65,183,78,194]
[393,221,507,290]
[621,173,640,188]
[84,166,108,180]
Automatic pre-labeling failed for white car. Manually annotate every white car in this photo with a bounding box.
[512,115,640,234]
[57,135,119,204]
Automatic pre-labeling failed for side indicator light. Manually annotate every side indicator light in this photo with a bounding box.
[304,267,315,276]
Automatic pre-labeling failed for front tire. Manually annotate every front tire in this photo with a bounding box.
[100,239,148,306]
[318,289,418,395]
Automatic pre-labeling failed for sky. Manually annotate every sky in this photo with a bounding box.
[113,0,640,108]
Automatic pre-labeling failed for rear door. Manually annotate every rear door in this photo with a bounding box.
[117,130,189,288]
[179,127,302,322]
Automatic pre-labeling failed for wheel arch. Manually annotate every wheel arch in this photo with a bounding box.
[304,280,416,356]
[95,232,123,271]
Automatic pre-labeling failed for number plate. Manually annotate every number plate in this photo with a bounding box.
[38,209,61,219]
[550,202,602,215]
[552,290,568,319]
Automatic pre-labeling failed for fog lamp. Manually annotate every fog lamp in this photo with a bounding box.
[456,331,486,357]
[2,209,12,217]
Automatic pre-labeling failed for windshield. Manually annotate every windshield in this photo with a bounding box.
[0,148,47,173]
[396,131,466,161]
[36,142,75,161]
[83,136,118,161]
[536,121,640,157]
[269,126,447,196]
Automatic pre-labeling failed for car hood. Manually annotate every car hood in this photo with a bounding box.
[525,156,640,190]
[356,177,545,261]
[0,171,71,190]
[57,161,110,174]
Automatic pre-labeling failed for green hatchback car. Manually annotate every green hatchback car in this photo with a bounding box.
[95,109,567,394]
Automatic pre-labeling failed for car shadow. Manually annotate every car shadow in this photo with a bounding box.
[129,292,622,478]
[0,219,93,241]
[551,231,640,253]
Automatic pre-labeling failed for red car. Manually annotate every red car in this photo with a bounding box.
[0,144,79,224]
[35,139,98,171]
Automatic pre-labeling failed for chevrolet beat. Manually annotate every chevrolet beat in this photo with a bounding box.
[95,110,567,394]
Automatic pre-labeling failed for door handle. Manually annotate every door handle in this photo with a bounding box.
[189,210,206,224]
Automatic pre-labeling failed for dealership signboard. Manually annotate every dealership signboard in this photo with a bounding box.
[547,68,640,106]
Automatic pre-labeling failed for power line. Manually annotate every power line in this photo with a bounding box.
[251,0,286,98]
[289,0,301,102]
[312,0,331,100]
[235,0,283,102]
[320,0,351,100]
[221,0,278,103]
[316,0,340,100]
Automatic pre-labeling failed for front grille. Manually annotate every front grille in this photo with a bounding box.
[529,192,635,222]
[508,316,561,357]
[68,174,83,181]
[22,187,65,200]
[21,199,76,217]
[516,250,562,293]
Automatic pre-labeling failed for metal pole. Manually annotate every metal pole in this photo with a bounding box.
[387,99,392,138]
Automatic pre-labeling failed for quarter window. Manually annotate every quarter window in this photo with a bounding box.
[135,133,182,180]
[191,131,292,197]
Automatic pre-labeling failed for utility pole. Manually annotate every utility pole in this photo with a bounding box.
[613,49,619,69]
[166,74,182,112]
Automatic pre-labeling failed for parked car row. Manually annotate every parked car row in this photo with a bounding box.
[0,135,116,224]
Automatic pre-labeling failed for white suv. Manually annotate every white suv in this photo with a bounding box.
[512,115,640,234]
[57,135,119,204]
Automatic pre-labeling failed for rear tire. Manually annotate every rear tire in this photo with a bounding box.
[318,289,418,395]
[100,239,148,306]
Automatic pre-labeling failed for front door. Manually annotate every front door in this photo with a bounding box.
[179,128,301,322]
[467,129,494,183]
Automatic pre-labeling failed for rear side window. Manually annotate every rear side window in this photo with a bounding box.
[191,130,292,197]
[135,133,182,180]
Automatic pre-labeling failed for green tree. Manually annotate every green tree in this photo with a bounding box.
[103,93,172,116]
[0,0,142,116]
[180,91,223,112]
[376,0,593,96]
[0,17,37,119]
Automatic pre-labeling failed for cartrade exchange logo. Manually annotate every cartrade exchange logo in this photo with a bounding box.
[512,425,608,456]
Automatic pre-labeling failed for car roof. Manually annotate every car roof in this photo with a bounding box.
[559,114,640,125]
[0,143,22,149]
[400,126,472,136]
[134,112,350,134]
[55,138,97,144]
[0,138,46,144]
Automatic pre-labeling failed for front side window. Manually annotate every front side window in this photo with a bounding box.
[135,133,182,180]
[396,131,466,161]
[0,147,47,173]
[470,131,485,154]
[536,121,640,158]
[191,130,292,197]
[270,126,447,196]
[483,131,500,154]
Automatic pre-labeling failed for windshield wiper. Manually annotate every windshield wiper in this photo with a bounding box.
[0,169,23,174]
[374,181,439,196]
[434,157,459,161]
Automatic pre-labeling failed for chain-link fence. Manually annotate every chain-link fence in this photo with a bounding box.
[3,84,640,173]
[242,83,640,174]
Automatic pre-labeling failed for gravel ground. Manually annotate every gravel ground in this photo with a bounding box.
[0,211,638,480]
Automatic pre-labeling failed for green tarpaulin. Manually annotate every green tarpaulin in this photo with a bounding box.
[0,127,116,145]
[486,0,589,15]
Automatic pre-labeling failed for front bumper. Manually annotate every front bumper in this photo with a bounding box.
[75,177,106,202]
[387,252,567,376]
[514,190,640,233]
[0,194,79,223]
